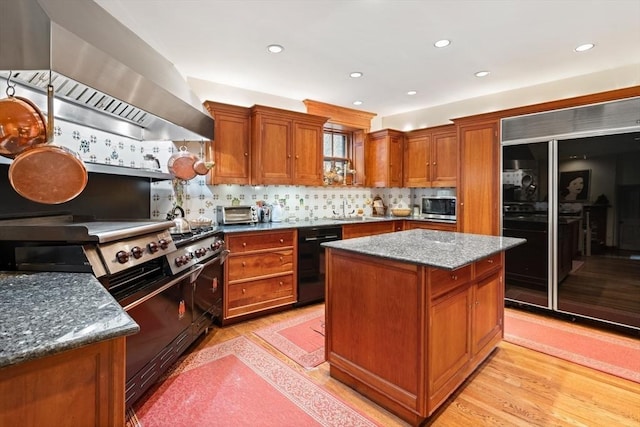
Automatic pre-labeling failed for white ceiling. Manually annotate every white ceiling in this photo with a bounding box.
[94,0,640,118]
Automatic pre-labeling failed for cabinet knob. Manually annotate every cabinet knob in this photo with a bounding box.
[279,256,283,262]
[451,274,458,281]
[242,288,246,294]
[487,259,494,264]
[242,242,247,247]
[279,281,283,286]
[475,301,480,305]
[242,261,246,267]
[295,155,299,159]
[279,238,284,243]
[244,152,248,156]
[433,162,436,165]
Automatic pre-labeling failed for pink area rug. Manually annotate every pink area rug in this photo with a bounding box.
[128,336,376,427]
[504,308,640,383]
[254,308,325,368]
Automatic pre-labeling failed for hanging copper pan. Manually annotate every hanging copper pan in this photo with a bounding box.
[0,90,48,159]
[8,83,88,204]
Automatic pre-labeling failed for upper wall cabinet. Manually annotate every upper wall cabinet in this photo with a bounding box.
[366,129,404,188]
[404,124,457,188]
[204,101,251,185]
[250,105,328,186]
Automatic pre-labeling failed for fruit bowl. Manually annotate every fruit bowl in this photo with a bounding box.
[391,208,411,217]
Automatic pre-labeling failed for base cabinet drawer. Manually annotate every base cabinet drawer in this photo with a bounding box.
[223,229,297,323]
[227,231,294,252]
[429,265,472,299]
[226,250,294,281]
[226,275,295,317]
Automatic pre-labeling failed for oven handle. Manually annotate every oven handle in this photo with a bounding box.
[200,249,230,268]
[123,264,204,312]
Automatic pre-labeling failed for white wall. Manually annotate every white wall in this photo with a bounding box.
[188,64,639,132]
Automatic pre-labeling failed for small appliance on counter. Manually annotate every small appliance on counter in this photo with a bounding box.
[421,196,456,221]
[271,201,284,222]
[216,205,258,225]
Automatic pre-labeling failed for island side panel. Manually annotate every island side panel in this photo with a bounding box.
[325,248,428,422]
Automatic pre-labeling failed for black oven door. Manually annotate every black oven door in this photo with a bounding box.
[193,250,229,333]
[118,265,203,406]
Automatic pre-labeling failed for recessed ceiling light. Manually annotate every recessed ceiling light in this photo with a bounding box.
[574,43,595,52]
[267,44,284,53]
[434,39,451,48]
[407,90,417,96]
[475,71,490,77]
[353,100,363,106]
[350,71,363,78]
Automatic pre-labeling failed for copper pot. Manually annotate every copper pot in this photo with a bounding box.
[6,84,88,204]
[167,145,198,180]
[0,95,48,159]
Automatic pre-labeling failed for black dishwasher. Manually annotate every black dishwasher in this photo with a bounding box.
[296,225,342,306]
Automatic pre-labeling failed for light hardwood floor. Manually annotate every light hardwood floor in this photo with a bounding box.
[186,304,640,427]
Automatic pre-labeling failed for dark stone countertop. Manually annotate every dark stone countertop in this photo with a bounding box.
[322,229,525,270]
[0,271,139,369]
[218,216,455,233]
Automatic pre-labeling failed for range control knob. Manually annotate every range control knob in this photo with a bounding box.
[131,246,143,259]
[148,242,158,253]
[195,248,207,258]
[175,255,190,267]
[159,239,169,250]
[116,250,129,264]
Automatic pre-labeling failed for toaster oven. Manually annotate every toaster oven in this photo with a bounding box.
[216,205,259,225]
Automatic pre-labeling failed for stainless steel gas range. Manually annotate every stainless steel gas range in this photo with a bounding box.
[0,213,228,406]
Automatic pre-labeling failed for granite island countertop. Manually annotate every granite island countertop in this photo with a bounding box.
[322,229,525,270]
[0,271,139,369]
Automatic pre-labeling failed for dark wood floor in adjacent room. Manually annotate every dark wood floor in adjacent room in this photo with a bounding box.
[179,304,640,427]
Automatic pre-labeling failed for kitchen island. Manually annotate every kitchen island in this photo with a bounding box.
[322,229,524,426]
[0,271,139,427]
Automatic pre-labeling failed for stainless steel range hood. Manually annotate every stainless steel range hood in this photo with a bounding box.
[0,0,213,141]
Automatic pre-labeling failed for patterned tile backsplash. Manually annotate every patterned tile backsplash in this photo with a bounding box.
[53,120,455,222]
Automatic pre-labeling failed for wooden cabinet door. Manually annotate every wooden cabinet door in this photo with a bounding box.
[471,271,502,356]
[342,221,397,239]
[352,130,366,185]
[388,132,404,187]
[366,129,404,187]
[365,132,389,187]
[208,108,251,185]
[431,129,457,187]
[457,120,500,235]
[254,115,292,184]
[404,133,430,187]
[428,285,471,411]
[293,121,323,186]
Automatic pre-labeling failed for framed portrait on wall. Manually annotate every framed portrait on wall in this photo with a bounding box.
[559,169,590,201]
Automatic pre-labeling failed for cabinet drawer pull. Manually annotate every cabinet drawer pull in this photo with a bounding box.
[242,261,246,267]
[242,288,246,294]
[487,259,494,264]
[451,274,458,281]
